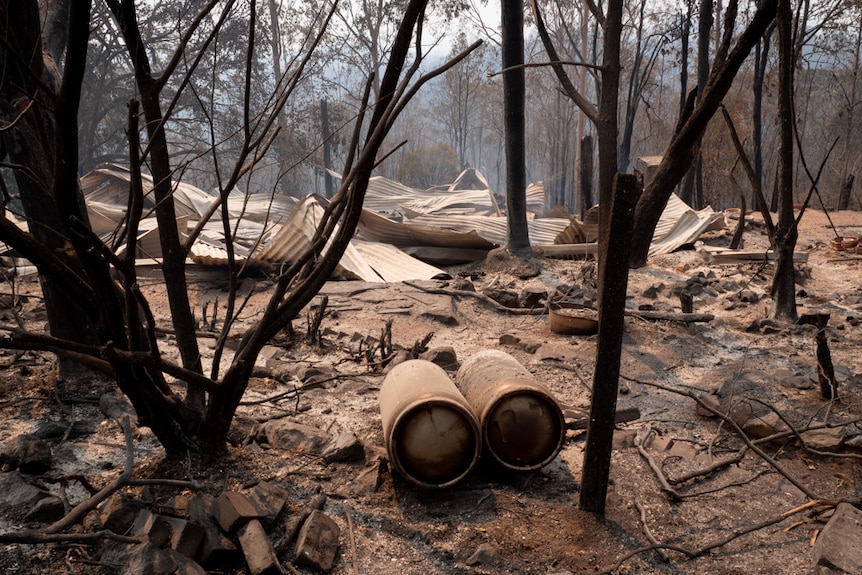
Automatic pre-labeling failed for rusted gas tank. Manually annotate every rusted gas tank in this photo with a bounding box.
[379,360,481,488]
[456,350,565,471]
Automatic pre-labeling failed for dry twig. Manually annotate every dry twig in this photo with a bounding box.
[346,510,360,575]
[403,281,546,315]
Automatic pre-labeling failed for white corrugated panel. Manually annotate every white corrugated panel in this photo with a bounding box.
[649,194,726,256]
[356,208,496,249]
[409,215,571,246]
[351,240,446,282]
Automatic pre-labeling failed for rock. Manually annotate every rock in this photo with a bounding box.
[419,307,459,326]
[847,434,862,452]
[642,283,665,299]
[418,346,460,371]
[261,420,331,453]
[167,517,206,559]
[741,412,788,439]
[773,368,815,390]
[744,318,783,334]
[738,289,760,302]
[451,277,475,291]
[518,287,547,308]
[0,472,53,509]
[338,454,387,498]
[499,333,521,347]
[24,496,66,523]
[131,509,172,548]
[481,286,520,308]
[100,493,146,534]
[248,481,289,524]
[33,420,95,440]
[695,393,721,418]
[212,491,273,533]
[612,429,637,450]
[801,428,845,452]
[187,495,239,567]
[238,519,284,575]
[811,502,862,574]
[383,349,412,373]
[294,509,340,572]
[498,333,541,354]
[465,542,500,566]
[666,440,700,460]
[536,343,579,362]
[283,494,328,545]
[100,541,176,575]
[130,510,206,560]
[227,415,257,447]
[0,433,53,474]
[322,432,365,464]
[101,541,208,575]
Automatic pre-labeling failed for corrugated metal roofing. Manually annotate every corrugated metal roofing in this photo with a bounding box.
[649,193,726,256]
[66,165,727,282]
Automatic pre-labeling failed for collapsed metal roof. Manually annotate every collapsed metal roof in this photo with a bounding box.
[2,162,726,282]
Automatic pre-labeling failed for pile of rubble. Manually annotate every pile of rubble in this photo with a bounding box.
[0,428,352,575]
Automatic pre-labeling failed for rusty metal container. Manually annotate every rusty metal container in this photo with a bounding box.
[379,360,481,488]
[456,350,565,471]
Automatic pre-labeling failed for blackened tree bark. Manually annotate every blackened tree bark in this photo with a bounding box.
[679,0,712,209]
[752,24,774,210]
[597,0,622,215]
[579,135,594,218]
[0,0,103,378]
[770,0,797,321]
[502,0,530,250]
[320,99,334,198]
[105,0,207,411]
[579,173,640,514]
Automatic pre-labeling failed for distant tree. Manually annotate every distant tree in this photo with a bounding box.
[434,33,489,170]
[395,143,460,188]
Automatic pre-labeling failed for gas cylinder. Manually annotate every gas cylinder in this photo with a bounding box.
[379,360,481,488]
[456,350,565,471]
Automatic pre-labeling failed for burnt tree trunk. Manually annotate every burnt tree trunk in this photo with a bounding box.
[579,135,594,219]
[321,98,334,199]
[770,0,797,322]
[837,174,854,210]
[0,0,103,378]
[580,173,640,514]
[502,0,530,251]
[107,0,206,411]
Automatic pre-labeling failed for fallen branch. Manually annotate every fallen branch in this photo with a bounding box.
[597,499,856,574]
[0,530,143,545]
[631,377,816,499]
[634,500,669,563]
[666,446,749,485]
[636,428,682,501]
[346,511,359,575]
[403,281,546,315]
[626,310,714,323]
[677,469,768,499]
[41,416,200,535]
